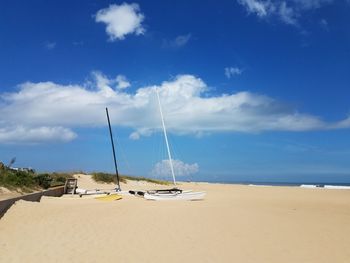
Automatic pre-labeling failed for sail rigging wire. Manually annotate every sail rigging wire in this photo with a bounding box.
[114,133,132,177]
[167,133,180,163]
[153,127,165,179]
[156,89,177,186]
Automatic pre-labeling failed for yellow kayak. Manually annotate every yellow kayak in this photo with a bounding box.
[95,194,122,201]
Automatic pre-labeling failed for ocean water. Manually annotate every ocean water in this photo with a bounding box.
[224,181,350,187]
[190,179,350,188]
[246,182,350,189]
[184,173,350,188]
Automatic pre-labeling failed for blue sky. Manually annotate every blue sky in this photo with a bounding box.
[0,0,350,183]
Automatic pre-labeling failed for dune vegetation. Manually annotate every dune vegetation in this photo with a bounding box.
[0,161,169,194]
[92,172,170,185]
[0,163,74,192]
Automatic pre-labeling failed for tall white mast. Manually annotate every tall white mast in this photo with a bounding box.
[156,89,177,186]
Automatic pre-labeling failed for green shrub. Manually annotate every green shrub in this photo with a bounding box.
[92,172,116,183]
[34,174,52,189]
[49,172,74,187]
[0,169,75,191]
[120,175,170,185]
[0,169,36,190]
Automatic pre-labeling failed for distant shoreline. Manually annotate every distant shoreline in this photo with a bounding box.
[187,180,350,188]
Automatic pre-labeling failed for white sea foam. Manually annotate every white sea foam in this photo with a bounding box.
[300,184,319,188]
[300,184,350,190]
[324,185,350,190]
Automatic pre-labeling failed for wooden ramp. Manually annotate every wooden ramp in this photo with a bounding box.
[64,179,78,195]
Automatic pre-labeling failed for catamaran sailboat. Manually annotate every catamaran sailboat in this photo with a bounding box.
[143,90,206,201]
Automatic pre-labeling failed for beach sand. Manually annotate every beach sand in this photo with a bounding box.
[1,174,350,263]
[0,187,26,201]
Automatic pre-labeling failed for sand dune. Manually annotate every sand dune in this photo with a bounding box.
[1,174,350,262]
[0,187,23,201]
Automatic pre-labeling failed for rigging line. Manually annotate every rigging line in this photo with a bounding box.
[159,129,168,180]
[157,130,164,167]
[163,121,183,178]
[156,89,176,186]
[150,132,156,176]
[160,116,172,180]
[148,117,161,174]
[152,124,165,180]
[154,129,163,173]
[167,132,180,162]
[114,135,132,176]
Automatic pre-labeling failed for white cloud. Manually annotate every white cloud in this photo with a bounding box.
[95,3,145,41]
[330,116,350,129]
[45,42,56,50]
[225,67,243,78]
[129,131,140,140]
[237,0,335,26]
[116,75,131,89]
[151,159,199,177]
[293,0,333,10]
[91,71,130,91]
[163,34,191,48]
[0,126,76,144]
[238,0,297,25]
[237,0,274,17]
[174,34,191,47]
[279,2,298,25]
[1,72,350,144]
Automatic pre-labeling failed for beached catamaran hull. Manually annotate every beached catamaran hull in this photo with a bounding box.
[144,191,206,201]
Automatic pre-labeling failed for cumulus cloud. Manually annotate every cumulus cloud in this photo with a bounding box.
[174,34,191,47]
[279,1,298,25]
[116,75,131,89]
[151,159,199,177]
[237,0,335,26]
[225,67,243,78]
[237,0,274,17]
[330,116,350,129]
[0,126,76,144]
[95,3,145,41]
[1,72,350,144]
[163,34,191,48]
[238,0,298,25]
[129,131,140,140]
[91,71,130,91]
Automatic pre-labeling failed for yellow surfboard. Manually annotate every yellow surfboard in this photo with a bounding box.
[95,194,122,201]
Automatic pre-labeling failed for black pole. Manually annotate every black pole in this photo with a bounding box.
[106,107,121,191]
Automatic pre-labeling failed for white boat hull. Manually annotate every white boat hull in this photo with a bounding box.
[144,191,206,201]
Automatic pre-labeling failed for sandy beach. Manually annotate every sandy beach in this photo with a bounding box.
[0,187,23,201]
[1,174,350,263]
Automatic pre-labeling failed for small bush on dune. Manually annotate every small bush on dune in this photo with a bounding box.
[0,167,170,192]
[0,169,37,191]
[121,175,170,185]
[91,173,169,185]
[0,168,75,191]
[34,174,52,189]
[92,172,117,184]
[48,172,74,187]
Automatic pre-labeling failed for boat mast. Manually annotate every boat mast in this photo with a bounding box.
[156,90,177,186]
[105,107,121,191]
